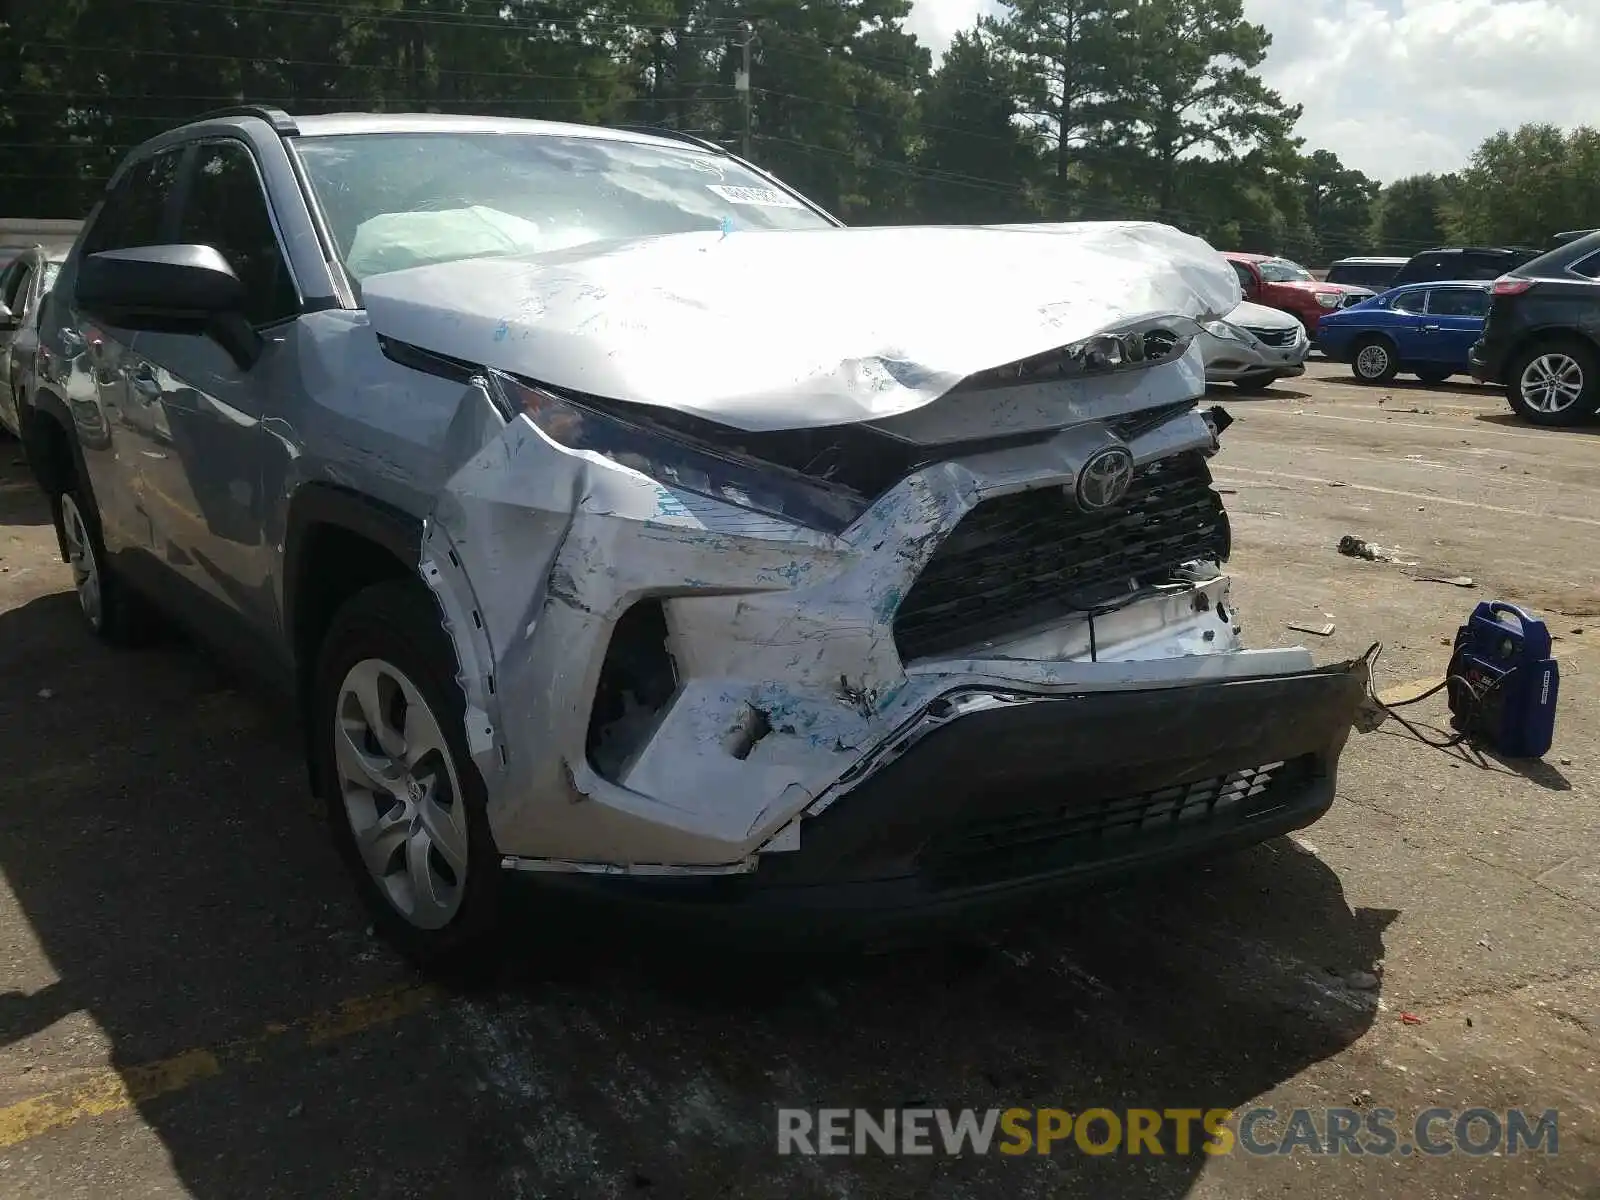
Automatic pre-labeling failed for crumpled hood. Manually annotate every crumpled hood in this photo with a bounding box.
[361,221,1241,431]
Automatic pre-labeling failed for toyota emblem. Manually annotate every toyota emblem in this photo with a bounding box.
[1076,446,1135,510]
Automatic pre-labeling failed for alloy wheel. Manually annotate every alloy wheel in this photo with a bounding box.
[1519,353,1584,414]
[333,657,470,931]
[1355,344,1390,380]
[59,493,104,630]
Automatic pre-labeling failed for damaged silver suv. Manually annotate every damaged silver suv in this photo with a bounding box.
[26,107,1370,964]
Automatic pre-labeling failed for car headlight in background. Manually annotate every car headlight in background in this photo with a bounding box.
[489,369,872,534]
[1314,292,1343,309]
[1203,320,1244,341]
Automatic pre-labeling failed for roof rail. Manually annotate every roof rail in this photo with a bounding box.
[188,105,299,135]
[609,124,733,155]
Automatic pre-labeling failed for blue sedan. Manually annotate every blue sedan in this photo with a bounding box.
[1316,280,1491,384]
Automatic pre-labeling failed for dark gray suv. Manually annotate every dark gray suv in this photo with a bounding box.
[25,107,1369,964]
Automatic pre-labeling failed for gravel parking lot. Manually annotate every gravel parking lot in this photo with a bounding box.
[0,362,1596,1199]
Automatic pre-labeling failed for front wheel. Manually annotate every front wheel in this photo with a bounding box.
[1351,337,1399,384]
[312,580,503,971]
[1506,339,1600,426]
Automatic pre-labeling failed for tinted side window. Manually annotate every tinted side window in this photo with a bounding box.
[1462,253,1512,280]
[81,149,185,254]
[1429,288,1490,317]
[1230,261,1255,288]
[1392,290,1428,314]
[176,141,300,327]
[1570,251,1600,280]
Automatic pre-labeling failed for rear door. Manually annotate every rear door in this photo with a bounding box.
[62,146,188,560]
[1423,286,1491,366]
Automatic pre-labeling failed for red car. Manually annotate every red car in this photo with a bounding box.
[1223,253,1374,338]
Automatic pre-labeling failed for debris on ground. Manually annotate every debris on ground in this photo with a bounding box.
[1288,621,1336,637]
[1328,481,1348,488]
[1337,535,1417,565]
[1400,1011,1424,1025]
[1414,575,1476,589]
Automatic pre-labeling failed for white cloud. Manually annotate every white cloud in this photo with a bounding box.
[903,0,1001,53]
[907,0,1598,182]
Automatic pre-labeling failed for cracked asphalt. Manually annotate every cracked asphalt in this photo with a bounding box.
[0,362,1596,1198]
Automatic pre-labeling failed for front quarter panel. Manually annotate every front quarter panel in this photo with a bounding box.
[268,310,493,630]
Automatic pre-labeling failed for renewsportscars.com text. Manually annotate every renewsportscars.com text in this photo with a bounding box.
[776,1106,1559,1158]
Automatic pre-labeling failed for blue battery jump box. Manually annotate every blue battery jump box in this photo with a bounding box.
[1446,602,1559,759]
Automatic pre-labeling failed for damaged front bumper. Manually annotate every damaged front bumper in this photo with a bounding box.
[416,339,1371,926]
[527,657,1369,927]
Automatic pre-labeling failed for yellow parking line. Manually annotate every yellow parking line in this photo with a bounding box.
[0,983,442,1149]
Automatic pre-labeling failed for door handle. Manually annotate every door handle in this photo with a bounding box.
[1421,324,1441,332]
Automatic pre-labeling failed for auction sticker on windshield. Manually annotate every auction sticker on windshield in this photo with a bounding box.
[708,184,806,208]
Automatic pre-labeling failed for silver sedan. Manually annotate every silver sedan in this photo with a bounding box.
[1199,300,1309,392]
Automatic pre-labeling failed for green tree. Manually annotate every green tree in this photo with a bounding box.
[1370,173,1449,254]
[914,28,1042,222]
[1445,123,1600,246]
[1300,148,1377,261]
[1111,0,1300,220]
[986,0,1123,212]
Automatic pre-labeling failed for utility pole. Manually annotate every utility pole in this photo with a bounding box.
[736,21,754,159]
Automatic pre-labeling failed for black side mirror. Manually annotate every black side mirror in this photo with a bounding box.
[76,244,262,368]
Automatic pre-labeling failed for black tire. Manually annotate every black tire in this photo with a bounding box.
[1350,336,1399,384]
[1232,374,1278,394]
[311,580,503,972]
[52,480,156,646]
[1414,368,1453,385]
[1505,337,1600,426]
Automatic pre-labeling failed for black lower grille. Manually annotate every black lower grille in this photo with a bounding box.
[920,756,1312,890]
[1244,325,1298,347]
[892,451,1230,660]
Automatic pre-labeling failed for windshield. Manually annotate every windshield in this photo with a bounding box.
[1258,258,1314,283]
[294,131,836,283]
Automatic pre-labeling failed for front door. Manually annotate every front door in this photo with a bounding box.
[1387,288,1431,362]
[131,136,305,636]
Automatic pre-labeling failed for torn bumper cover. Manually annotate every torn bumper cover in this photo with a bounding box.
[534,659,1369,923]
[400,219,1369,924]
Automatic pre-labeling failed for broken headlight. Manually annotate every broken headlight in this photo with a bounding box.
[490,370,872,534]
